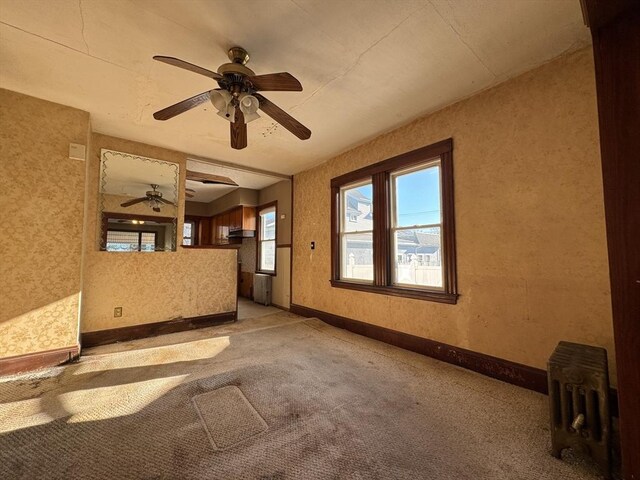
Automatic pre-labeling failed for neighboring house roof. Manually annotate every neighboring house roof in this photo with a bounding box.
[346,189,372,204]
[346,206,361,217]
[397,230,440,247]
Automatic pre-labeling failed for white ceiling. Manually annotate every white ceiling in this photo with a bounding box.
[186,158,284,203]
[0,0,590,175]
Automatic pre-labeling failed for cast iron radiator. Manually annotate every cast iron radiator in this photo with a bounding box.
[548,341,611,478]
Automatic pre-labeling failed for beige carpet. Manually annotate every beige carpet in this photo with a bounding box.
[0,311,603,479]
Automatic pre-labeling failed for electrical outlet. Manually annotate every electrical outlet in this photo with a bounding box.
[114,307,122,318]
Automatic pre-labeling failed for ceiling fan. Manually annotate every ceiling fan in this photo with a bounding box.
[120,184,174,213]
[152,47,311,150]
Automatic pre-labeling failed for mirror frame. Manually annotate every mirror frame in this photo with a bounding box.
[99,149,179,252]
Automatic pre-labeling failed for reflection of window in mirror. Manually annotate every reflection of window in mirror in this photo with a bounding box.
[106,230,157,252]
[183,221,195,246]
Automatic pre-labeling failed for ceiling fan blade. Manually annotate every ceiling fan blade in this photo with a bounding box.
[153,90,212,121]
[254,94,311,140]
[186,170,238,186]
[185,192,194,198]
[153,56,222,80]
[156,197,174,205]
[120,197,148,208]
[230,107,247,150]
[246,72,302,91]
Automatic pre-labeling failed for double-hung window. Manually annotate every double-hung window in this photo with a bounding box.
[257,202,277,274]
[330,139,457,304]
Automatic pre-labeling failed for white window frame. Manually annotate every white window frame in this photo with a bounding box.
[390,160,444,291]
[339,179,374,283]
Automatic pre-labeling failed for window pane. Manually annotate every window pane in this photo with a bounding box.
[341,232,373,281]
[260,240,276,271]
[342,182,373,232]
[261,209,276,240]
[393,227,442,288]
[141,232,156,252]
[183,222,192,245]
[394,164,440,227]
[106,230,139,252]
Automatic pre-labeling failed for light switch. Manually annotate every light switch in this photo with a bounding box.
[69,143,86,161]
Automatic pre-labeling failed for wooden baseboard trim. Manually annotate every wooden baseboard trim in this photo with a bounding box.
[0,345,80,376]
[288,304,531,393]
[290,303,620,415]
[81,311,237,348]
[270,303,290,311]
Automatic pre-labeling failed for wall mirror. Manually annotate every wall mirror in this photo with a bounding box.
[99,149,179,252]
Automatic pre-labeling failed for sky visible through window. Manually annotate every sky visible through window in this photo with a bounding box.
[349,165,440,228]
[395,165,440,227]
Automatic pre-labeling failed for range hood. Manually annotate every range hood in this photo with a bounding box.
[228,229,256,238]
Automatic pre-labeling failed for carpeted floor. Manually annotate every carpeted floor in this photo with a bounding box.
[0,311,603,479]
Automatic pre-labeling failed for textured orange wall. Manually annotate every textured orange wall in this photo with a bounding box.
[0,89,90,358]
[81,134,237,333]
[292,48,616,381]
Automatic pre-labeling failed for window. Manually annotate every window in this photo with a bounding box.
[183,220,195,246]
[257,202,277,274]
[330,139,457,304]
[340,181,373,282]
[106,230,157,252]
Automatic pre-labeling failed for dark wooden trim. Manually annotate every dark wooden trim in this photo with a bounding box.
[256,200,278,276]
[0,345,80,376]
[373,172,388,286]
[583,2,640,478]
[330,138,453,188]
[291,303,546,392]
[271,302,290,312]
[276,243,292,248]
[330,139,458,303]
[580,0,637,29]
[440,148,458,296]
[330,185,340,283]
[81,311,236,348]
[290,303,619,416]
[102,211,175,223]
[329,280,458,304]
[290,176,295,307]
[181,244,241,249]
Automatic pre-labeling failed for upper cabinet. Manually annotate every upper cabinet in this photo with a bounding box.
[208,205,256,245]
[231,206,256,232]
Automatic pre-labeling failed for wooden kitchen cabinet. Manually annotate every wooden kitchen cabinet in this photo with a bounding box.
[230,207,243,232]
[200,205,256,245]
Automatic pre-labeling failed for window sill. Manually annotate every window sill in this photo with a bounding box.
[330,279,458,304]
[256,270,276,276]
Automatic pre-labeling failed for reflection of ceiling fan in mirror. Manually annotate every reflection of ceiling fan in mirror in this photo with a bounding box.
[152,47,311,150]
[120,184,174,213]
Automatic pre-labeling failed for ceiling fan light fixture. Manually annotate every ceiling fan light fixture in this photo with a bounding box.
[210,90,235,123]
[217,104,236,123]
[239,93,260,123]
